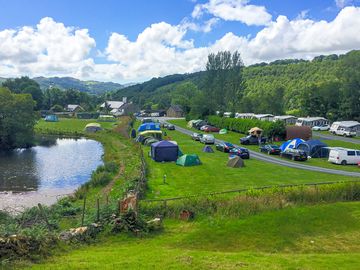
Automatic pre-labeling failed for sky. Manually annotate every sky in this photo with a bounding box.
[0,0,360,83]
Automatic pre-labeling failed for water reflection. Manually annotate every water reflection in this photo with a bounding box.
[0,137,103,210]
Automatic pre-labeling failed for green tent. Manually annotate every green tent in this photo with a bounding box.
[176,154,201,167]
[219,129,227,134]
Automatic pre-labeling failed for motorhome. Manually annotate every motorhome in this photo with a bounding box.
[295,117,329,128]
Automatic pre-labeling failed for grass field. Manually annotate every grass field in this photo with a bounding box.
[168,119,360,173]
[24,202,360,270]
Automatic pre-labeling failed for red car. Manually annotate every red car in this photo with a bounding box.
[204,126,220,132]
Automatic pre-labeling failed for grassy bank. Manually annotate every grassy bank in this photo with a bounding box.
[23,201,360,270]
[168,119,360,173]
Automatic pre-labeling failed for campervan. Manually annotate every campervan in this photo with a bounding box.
[328,148,360,165]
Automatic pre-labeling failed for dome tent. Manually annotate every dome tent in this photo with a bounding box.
[176,154,201,166]
[227,156,245,168]
[280,138,304,152]
[202,145,214,153]
[45,114,58,122]
[85,123,102,132]
[138,122,161,132]
[150,141,179,162]
[297,139,328,158]
[219,129,227,134]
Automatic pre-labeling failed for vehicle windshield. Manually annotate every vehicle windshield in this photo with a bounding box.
[225,143,233,147]
[204,134,214,138]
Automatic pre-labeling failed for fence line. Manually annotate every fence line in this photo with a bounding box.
[142,179,360,203]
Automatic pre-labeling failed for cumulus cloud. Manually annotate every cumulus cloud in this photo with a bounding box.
[1,7,360,82]
[192,0,272,26]
[0,17,95,78]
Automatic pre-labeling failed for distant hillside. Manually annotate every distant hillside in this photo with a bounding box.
[33,77,124,94]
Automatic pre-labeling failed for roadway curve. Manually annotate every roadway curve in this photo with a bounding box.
[169,123,360,178]
[313,131,360,145]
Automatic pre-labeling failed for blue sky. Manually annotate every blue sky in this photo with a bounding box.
[0,0,359,82]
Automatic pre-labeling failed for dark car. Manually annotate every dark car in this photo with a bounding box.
[280,149,308,161]
[229,147,250,159]
[194,121,207,130]
[167,124,175,130]
[216,142,235,152]
[204,126,220,132]
[240,135,266,145]
[191,133,203,141]
[259,144,281,155]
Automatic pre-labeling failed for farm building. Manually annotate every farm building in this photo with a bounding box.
[274,115,297,125]
[295,117,329,127]
[167,105,184,118]
[65,104,84,113]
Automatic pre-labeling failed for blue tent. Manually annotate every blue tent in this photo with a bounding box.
[297,139,328,158]
[138,122,161,132]
[202,145,214,153]
[45,114,58,122]
[150,141,179,162]
[280,138,304,152]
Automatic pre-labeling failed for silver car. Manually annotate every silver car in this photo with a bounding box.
[200,134,215,144]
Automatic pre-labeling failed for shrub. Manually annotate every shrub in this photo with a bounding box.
[90,171,112,187]
[207,115,286,137]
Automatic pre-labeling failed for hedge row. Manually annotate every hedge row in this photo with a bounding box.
[207,115,286,137]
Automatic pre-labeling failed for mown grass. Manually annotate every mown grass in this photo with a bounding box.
[169,119,360,173]
[23,202,360,270]
[143,126,358,199]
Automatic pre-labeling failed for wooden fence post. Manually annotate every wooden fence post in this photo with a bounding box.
[81,196,87,226]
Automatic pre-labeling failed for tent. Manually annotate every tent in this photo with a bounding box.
[280,138,304,152]
[45,114,58,122]
[249,127,263,136]
[138,122,161,132]
[187,120,196,128]
[297,139,329,158]
[178,148,183,157]
[227,156,245,168]
[135,135,145,143]
[176,154,201,166]
[202,145,214,153]
[144,137,159,146]
[85,123,102,132]
[151,141,179,162]
[219,129,227,134]
[139,130,163,140]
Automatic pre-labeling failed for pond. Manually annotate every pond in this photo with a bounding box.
[0,136,104,212]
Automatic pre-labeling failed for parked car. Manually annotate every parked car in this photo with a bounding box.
[328,148,360,165]
[280,149,308,161]
[215,142,235,152]
[167,124,175,130]
[191,133,203,141]
[229,147,250,159]
[333,127,357,137]
[312,124,330,131]
[203,126,220,132]
[200,134,215,144]
[240,135,266,145]
[200,125,211,131]
[259,145,281,155]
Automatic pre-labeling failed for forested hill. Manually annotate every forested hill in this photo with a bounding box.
[33,77,124,94]
[113,50,360,121]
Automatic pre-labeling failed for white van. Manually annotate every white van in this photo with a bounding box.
[328,148,360,165]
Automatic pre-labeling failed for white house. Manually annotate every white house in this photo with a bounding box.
[100,97,137,116]
[65,104,84,112]
[295,117,329,127]
[274,115,297,125]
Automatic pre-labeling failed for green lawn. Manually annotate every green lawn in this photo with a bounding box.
[168,119,360,173]
[144,126,357,199]
[35,118,116,135]
[24,202,360,270]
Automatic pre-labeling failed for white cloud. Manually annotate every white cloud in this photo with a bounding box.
[192,0,272,26]
[181,17,219,33]
[0,17,95,78]
[1,7,360,83]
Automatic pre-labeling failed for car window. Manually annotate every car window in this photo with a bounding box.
[347,151,355,156]
[356,151,360,156]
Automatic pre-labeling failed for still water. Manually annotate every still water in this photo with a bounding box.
[0,137,104,212]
